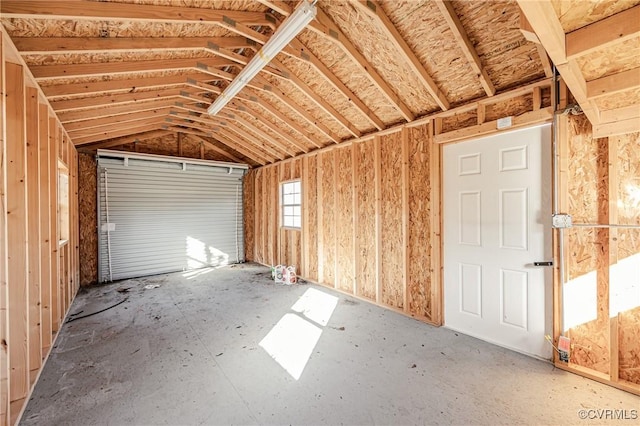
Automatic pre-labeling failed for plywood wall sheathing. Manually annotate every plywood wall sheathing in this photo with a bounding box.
[379,131,404,309]
[354,141,376,301]
[320,150,336,286]
[79,153,98,286]
[243,169,256,263]
[306,155,319,282]
[407,125,432,320]
[335,146,354,294]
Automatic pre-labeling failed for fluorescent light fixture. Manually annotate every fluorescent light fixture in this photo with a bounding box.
[207,0,317,116]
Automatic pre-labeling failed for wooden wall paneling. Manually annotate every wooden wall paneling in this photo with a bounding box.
[253,169,262,263]
[335,146,354,294]
[351,143,359,297]
[374,136,382,304]
[49,117,59,334]
[78,153,97,286]
[401,129,409,313]
[407,124,433,321]
[355,141,376,301]
[615,131,640,388]
[264,167,271,265]
[38,105,51,355]
[379,132,404,310]
[5,61,29,424]
[429,123,442,325]
[0,36,8,426]
[261,168,267,264]
[25,86,41,384]
[320,151,336,287]
[291,159,301,273]
[316,153,324,284]
[243,170,255,262]
[307,155,319,281]
[277,164,284,266]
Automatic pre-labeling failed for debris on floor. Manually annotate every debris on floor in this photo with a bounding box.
[144,284,160,289]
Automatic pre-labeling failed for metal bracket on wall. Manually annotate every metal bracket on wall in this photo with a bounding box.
[552,213,572,229]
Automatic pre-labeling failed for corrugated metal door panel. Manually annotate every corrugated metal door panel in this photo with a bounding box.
[97,156,244,282]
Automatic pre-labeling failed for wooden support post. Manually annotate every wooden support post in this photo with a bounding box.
[352,143,359,296]
[608,137,619,383]
[38,105,51,357]
[333,151,338,289]
[177,132,183,157]
[0,35,9,426]
[25,86,42,385]
[317,155,324,284]
[49,118,59,334]
[261,169,267,264]
[429,122,443,324]
[5,61,29,424]
[374,136,381,304]
[199,141,204,159]
[271,166,278,266]
[401,129,409,312]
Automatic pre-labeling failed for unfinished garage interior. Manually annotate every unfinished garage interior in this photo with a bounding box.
[1,0,639,424]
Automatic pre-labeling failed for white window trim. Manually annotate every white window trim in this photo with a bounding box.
[281,179,302,230]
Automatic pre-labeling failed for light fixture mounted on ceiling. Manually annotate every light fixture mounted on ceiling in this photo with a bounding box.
[207,0,317,116]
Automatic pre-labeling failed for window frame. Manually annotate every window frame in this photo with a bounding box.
[280,179,302,230]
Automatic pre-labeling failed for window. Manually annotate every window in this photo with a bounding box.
[281,180,301,229]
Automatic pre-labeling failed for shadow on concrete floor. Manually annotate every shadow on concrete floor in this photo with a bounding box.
[20,263,639,425]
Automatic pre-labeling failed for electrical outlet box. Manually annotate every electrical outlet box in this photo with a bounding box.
[552,213,572,229]
[497,116,512,129]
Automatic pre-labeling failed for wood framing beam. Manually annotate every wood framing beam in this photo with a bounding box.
[218,111,298,156]
[31,57,232,80]
[50,87,194,111]
[184,134,245,163]
[166,117,281,161]
[289,38,385,130]
[64,107,172,133]
[166,125,268,165]
[77,129,172,151]
[58,98,178,123]
[0,1,273,26]
[357,0,453,106]
[433,0,495,97]
[309,6,416,121]
[566,6,640,59]
[73,122,166,145]
[234,96,323,149]
[586,67,640,98]
[11,36,252,54]
[517,0,600,124]
[69,116,168,139]
[226,101,310,153]
[255,0,291,16]
[42,72,211,97]
[270,59,362,138]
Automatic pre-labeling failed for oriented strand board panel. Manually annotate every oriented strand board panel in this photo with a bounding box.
[243,169,255,262]
[565,114,610,374]
[335,146,354,294]
[266,166,275,265]
[407,124,432,319]
[618,306,640,384]
[355,141,377,301]
[292,158,301,180]
[254,168,264,264]
[615,131,640,384]
[306,155,319,282]
[320,150,336,286]
[78,153,98,286]
[551,0,640,32]
[379,132,404,309]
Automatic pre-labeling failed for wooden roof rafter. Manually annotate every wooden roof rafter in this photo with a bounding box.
[77,129,174,152]
[354,0,452,108]
[164,125,266,166]
[432,0,495,97]
[167,113,285,160]
[64,108,174,133]
[309,5,416,121]
[69,115,168,138]
[74,121,167,145]
[182,133,246,164]
[57,98,179,123]
[0,1,276,28]
[11,37,253,54]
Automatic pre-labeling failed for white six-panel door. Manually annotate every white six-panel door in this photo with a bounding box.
[443,125,552,359]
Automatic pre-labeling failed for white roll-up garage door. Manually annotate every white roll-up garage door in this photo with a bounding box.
[97,150,247,282]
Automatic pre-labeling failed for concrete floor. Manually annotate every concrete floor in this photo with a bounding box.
[21,263,638,425]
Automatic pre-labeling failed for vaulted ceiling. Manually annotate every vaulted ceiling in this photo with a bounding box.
[1,0,638,166]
